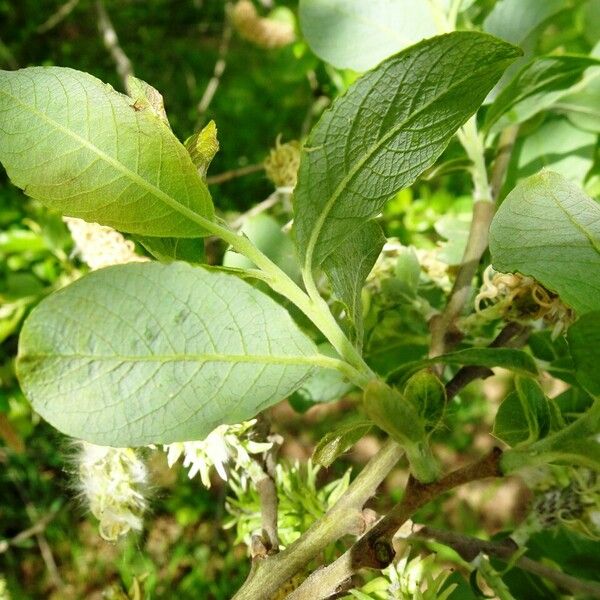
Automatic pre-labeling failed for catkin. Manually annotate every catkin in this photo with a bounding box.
[230,1,295,49]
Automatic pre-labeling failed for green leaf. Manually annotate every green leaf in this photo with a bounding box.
[483,0,567,101]
[493,391,534,447]
[507,119,596,186]
[404,370,446,431]
[125,75,170,126]
[490,171,600,314]
[293,32,521,271]
[567,311,600,397]
[298,0,438,72]
[322,220,385,338]
[557,70,600,132]
[0,67,214,237]
[136,235,205,263]
[313,420,372,467]
[483,0,565,45]
[17,262,321,446]
[485,55,600,132]
[388,347,538,383]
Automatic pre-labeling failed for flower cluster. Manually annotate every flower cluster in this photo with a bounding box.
[230,1,295,50]
[163,420,272,488]
[512,467,600,545]
[64,217,148,271]
[76,442,148,542]
[475,265,575,337]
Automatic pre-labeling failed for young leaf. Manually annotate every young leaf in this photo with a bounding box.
[313,421,372,468]
[514,376,551,442]
[293,32,521,272]
[493,391,531,447]
[17,262,322,447]
[363,380,439,482]
[184,120,219,178]
[567,311,600,397]
[322,220,385,339]
[490,171,600,314]
[388,347,538,383]
[404,370,446,431]
[298,0,438,72]
[0,67,214,237]
[485,55,600,132]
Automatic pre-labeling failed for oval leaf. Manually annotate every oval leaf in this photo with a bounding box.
[299,0,438,72]
[17,262,320,446]
[293,32,521,270]
[490,171,600,314]
[0,67,214,237]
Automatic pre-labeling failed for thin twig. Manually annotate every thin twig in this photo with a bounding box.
[410,526,600,599]
[429,125,519,359]
[37,0,80,33]
[233,440,403,600]
[206,163,264,185]
[230,191,280,229]
[0,508,59,554]
[197,9,232,118]
[287,449,503,600]
[96,0,133,90]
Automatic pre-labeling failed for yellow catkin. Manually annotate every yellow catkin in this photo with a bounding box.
[230,1,295,49]
[263,136,301,189]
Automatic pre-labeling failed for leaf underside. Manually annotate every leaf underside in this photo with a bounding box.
[17,262,319,446]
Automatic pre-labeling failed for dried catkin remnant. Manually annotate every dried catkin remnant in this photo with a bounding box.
[475,265,575,337]
[77,442,148,542]
[64,217,148,270]
[230,1,295,49]
[264,136,301,190]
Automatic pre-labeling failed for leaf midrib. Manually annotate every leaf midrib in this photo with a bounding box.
[302,42,513,270]
[22,351,322,366]
[0,85,212,232]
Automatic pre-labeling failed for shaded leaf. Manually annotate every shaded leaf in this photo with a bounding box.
[388,348,538,382]
[490,171,600,314]
[136,235,205,263]
[404,370,446,431]
[567,311,600,397]
[298,0,438,72]
[323,220,385,339]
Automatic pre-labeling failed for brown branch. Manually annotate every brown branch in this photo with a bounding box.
[410,526,600,599]
[287,448,503,600]
[206,163,264,185]
[96,0,133,90]
[445,321,528,401]
[429,125,519,359]
[0,508,59,554]
[233,439,403,600]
